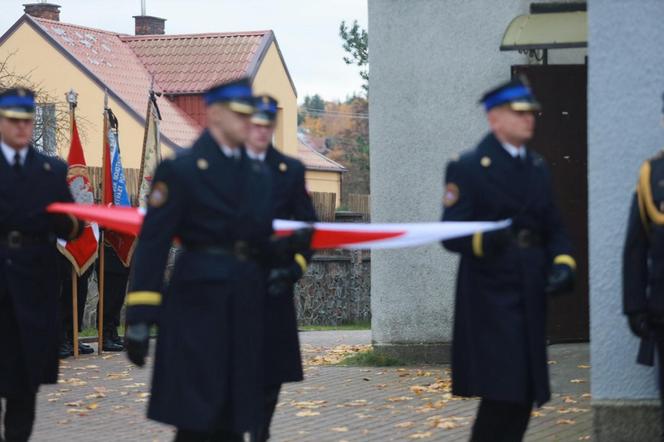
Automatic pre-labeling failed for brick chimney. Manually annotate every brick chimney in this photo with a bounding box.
[23,3,61,21]
[133,15,166,35]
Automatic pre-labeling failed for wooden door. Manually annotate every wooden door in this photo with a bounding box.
[512,64,589,342]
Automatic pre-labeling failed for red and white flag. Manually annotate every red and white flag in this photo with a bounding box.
[48,203,510,251]
[57,119,99,275]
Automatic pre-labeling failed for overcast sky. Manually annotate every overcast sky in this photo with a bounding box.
[0,0,368,102]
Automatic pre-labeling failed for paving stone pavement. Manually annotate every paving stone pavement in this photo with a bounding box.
[26,331,591,441]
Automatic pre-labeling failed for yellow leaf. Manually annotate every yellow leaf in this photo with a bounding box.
[577,365,591,369]
[388,396,413,402]
[395,421,415,429]
[557,419,576,425]
[438,421,458,430]
[65,401,83,407]
[531,411,545,417]
[330,427,348,432]
[87,403,98,410]
[409,432,432,439]
[296,410,320,417]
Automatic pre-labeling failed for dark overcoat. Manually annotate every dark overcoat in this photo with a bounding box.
[441,133,572,406]
[263,145,317,386]
[0,147,79,396]
[127,130,274,433]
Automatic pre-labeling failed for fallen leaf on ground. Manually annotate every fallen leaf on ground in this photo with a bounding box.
[557,419,576,425]
[292,400,326,409]
[296,410,320,417]
[396,421,415,429]
[388,396,413,402]
[409,432,432,439]
[87,403,98,410]
[563,396,578,404]
[548,360,558,365]
[330,427,348,432]
[344,400,368,407]
[64,401,83,407]
[570,379,586,384]
[531,411,545,417]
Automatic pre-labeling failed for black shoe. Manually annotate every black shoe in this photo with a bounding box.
[59,341,73,359]
[78,342,94,355]
[102,338,124,352]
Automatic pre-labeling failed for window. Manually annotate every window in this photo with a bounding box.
[33,103,57,156]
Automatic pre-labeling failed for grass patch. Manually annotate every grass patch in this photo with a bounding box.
[299,320,370,332]
[337,349,403,367]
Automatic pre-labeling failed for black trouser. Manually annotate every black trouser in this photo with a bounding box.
[656,340,664,441]
[255,384,281,442]
[58,258,90,338]
[173,428,247,442]
[470,399,532,442]
[102,271,128,332]
[0,393,37,442]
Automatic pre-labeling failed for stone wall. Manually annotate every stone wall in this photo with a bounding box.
[295,250,370,326]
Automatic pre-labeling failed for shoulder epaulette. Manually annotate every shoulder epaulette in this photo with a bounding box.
[637,159,664,228]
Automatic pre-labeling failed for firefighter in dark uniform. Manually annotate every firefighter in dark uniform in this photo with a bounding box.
[0,88,82,442]
[245,95,318,441]
[441,78,575,442]
[623,93,664,441]
[124,79,312,442]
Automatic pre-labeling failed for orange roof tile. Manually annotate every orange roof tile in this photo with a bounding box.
[297,139,346,173]
[122,32,271,94]
[13,15,202,149]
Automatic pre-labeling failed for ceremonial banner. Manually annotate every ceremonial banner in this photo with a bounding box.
[47,203,511,250]
[57,118,99,275]
[137,92,162,210]
[103,109,136,266]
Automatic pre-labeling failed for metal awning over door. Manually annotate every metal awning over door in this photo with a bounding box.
[500,11,587,51]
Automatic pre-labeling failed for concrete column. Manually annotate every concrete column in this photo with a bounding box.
[368,0,526,363]
[588,1,664,439]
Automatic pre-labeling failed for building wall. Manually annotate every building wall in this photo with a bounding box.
[305,169,341,207]
[589,0,664,401]
[369,0,527,360]
[252,41,298,157]
[0,21,174,168]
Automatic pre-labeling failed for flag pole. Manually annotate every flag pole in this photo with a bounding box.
[66,89,79,359]
[98,91,108,355]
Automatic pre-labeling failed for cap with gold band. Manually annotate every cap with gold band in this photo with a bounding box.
[479,77,540,113]
[204,77,254,115]
[0,87,35,120]
[251,95,278,126]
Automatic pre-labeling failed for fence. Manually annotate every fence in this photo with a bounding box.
[87,166,141,205]
[348,193,370,221]
[310,191,337,222]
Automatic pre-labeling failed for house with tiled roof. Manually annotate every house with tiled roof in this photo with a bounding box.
[0,3,341,205]
[297,134,346,206]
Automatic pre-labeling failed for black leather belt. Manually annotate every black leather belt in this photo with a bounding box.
[0,231,53,249]
[185,241,259,260]
[514,229,542,248]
